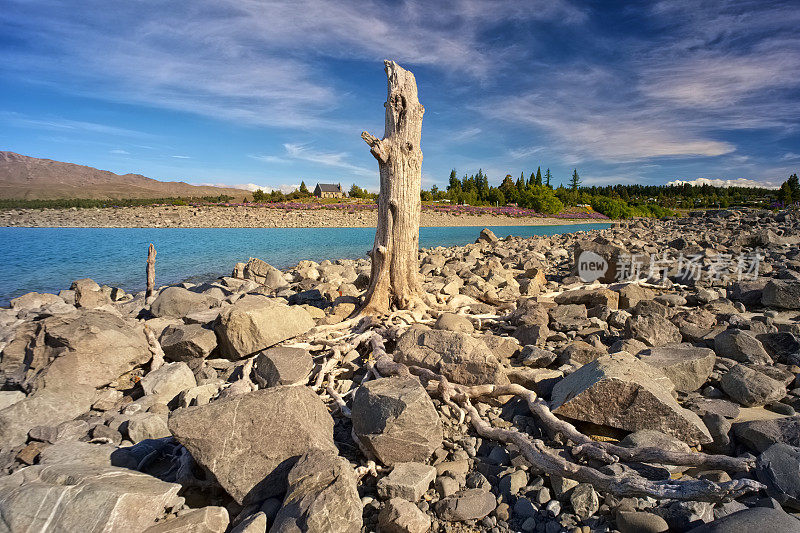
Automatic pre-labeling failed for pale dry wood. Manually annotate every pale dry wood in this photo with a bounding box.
[146,243,156,299]
[360,61,426,315]
[360,332,763,501]
[143,324,164,371]
[458,396,762,502]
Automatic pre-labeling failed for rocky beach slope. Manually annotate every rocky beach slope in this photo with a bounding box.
[0,209,799,532]
[0,205,607,228]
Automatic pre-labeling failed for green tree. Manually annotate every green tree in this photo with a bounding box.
[544,168,552,188]
[779,181,793,205]
[448,169,459,190]
[299,181,310,196]
[535,166,542,187]
[788,173,800,201]
[570,169,581,192]
[252,188,267,202]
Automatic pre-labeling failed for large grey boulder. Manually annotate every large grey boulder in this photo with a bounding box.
[126,412,171,443]
[253,346,313,387]
[617,284,655,309]
[0,463,181,532]
[476,228,499,243]
[0,310,152,447]
[9,291,65,312]
[169,386,336,504]
[159,324,218,361]
[215,295,315,359]
[714,329,772,365]
[140,362,197,404]
[242,257,288,289]
[638,345,715,392]
[549,304,590,331]
[625,314,682,347]
[732,415,800,453]
[551,352,712,445]
[0,389,93,448]
[720,364,785,407]
[685,506,800,533]
[756,443,800,511]
[271,451,362,533]
[761,280,800,309]
[351,377,442,465]
[393,325,508,386]
[2,309,151,393]
[573,241,626,284]
[150,286,219,318]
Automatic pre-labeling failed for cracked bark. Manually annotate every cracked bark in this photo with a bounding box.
[359,61,425,315]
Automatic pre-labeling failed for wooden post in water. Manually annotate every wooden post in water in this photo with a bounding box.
[146,243,156,299]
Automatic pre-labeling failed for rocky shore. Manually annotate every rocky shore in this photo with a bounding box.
[0,205,607,228]
[1,209,799,532]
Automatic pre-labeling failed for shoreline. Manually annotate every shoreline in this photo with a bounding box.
[0,205,610,228]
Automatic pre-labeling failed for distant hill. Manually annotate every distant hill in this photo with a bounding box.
[0,151,251,200]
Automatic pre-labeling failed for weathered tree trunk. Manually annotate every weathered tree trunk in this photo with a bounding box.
[146,243,156,299]
[359,61,425,315]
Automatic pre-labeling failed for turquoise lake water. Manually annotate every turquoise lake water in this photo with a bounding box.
[0,223,608,305]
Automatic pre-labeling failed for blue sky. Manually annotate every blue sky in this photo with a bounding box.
[2,0,799,193]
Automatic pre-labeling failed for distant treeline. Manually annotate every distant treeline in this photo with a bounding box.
[0,195,235,209]
[413,168,796,218]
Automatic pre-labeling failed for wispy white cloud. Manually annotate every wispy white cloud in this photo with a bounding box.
[194,182,299,194]
[666,177,781,189]
[508,145,545,159]
[248,155,289,164]
[109,149,129,155]
[782,152,800,161]
[2,112,152,138]
[283,143,373,177]
[0,0,585,131]
[171,155,190,159]
[451,127,482,142]
[479,1,799,166]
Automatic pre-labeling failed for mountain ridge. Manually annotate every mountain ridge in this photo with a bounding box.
[0,151,251,200]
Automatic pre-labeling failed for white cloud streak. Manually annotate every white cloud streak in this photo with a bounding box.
[666,177,781,189]
[0,0,584,130]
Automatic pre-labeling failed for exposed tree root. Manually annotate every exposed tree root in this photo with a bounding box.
[143,324,165,371]
[296,307,763,503]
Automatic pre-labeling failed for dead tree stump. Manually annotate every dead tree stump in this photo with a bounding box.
[146,243,156,299]
[359,60,425,315]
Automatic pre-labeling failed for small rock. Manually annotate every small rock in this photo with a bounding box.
[433,313,475,333]
[616,510,669,533]
[140,362,197,404]
[436,488,497,521]
[378,498,431,533]
[569,484,599,520]
[377,462,437,502]
[146,506,229,532]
